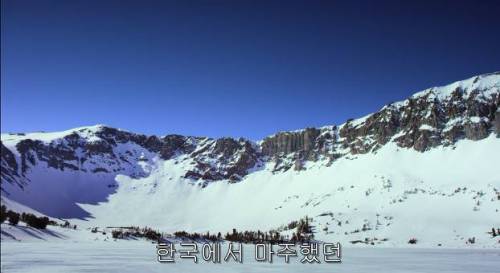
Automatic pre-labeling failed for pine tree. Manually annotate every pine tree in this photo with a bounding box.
[8,211,20,225]
[0,205,7,223]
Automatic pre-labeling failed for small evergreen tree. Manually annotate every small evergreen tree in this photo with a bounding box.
[0,205,7,223]
[8,211,20,225]
[21,213,49,229]
[112,229,123,239]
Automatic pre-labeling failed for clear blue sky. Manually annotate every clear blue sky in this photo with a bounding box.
[1,0,499,140]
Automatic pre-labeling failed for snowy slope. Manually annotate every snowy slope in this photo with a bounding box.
[75,135,500,248]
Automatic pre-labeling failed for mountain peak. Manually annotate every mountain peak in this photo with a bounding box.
[409,72,500,101]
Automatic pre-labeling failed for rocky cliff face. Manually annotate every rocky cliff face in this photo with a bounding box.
[1,73,499,190]
[494,109,500,136]
[340,79,499,152]
[259,72,499,171]
[0,126,261,187]
[1,142,21,190]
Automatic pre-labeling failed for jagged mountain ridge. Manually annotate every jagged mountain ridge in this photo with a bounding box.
[1,72,499,189]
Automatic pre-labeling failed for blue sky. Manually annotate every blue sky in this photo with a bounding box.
[1,0,499,140]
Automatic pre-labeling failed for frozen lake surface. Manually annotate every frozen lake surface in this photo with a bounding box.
[1,241,499,273]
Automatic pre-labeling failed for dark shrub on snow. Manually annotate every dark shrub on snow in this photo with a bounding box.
[21,213,50,229]
[7,211,20,225]
[0,205,7,223]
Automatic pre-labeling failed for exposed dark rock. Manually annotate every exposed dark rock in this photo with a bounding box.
[1,142,17,173]
[142,136,163,153]
[183,137,258,182]
[84,141,114,156]
[1,141,20,186]
[494,110,500,136]
[294,158,304,171]
[92,167,109,173]
[413,130,440,152]
[261,128,320,157]
[442,125,464,144]
[159,135,195,159]
[184,170,202,180]
[271,157,293,173]
[464,119,490,140]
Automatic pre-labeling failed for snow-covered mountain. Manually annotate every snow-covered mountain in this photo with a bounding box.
[1,72,499,247]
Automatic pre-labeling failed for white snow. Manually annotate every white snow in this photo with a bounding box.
[410,73,500,101]
[0,125,115,157]
[1,241,499,273]
[419,124,436,131]
[468,116,489,123]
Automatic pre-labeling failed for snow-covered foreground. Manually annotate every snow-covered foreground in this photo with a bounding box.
[1,241,499,273]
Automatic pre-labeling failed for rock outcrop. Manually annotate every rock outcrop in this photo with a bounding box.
[494,110,500,136]
[1,142,21,189]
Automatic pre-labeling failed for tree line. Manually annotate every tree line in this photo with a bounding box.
[107,217,316,244]
[1,205,51,229]
[110,226,162,241]
[169,217,315,244]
